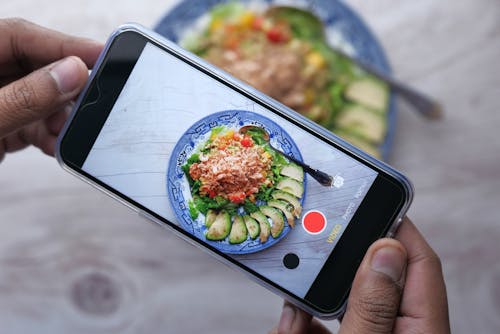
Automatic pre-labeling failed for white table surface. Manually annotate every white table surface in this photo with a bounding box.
[1,0,499,333]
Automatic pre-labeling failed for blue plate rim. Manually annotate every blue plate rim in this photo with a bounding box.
[166,109,306,254]
[154,0,396,161]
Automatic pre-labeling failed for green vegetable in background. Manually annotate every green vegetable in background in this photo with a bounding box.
[267,6,325,41]
[182,3,392,159]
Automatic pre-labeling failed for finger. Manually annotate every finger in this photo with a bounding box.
[273,319,331,334]
[268,326,278,334]
[0,140,4,162]
[0,102,69,155]
[0,18,102,74]
[308,319,331,334]
[278,301,313,334]
[39,135,57,156]
[0,56,88,138]
[393,218,450,332]
[2,130,27,153]
[0,74,23,88]
[339,239,407,334]
[45,102,72,135]
[21,118,57,156]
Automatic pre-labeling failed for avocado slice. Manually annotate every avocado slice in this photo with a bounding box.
[250,211,271,243]
[205,209,218,228]
[345,78,389,112]
[276,177,304,198]
[268,199,295,228]
[260,206,285,239]
[336,105,387,144]
[205,210,231,241]
[280,164,304,182]
[228,216,248,244]
[243,215,260,240]
[266,6,325,41]
[271,190,302,217]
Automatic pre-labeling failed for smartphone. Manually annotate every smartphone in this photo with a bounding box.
[57,24,413,319]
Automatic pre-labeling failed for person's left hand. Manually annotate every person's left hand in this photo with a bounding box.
[0,18,103,162]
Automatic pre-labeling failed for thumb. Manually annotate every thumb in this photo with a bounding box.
[0,56,88,138]
[339,239,407,334]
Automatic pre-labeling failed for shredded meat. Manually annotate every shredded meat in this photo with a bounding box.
[207,44,313,111]
[189,139,271,200]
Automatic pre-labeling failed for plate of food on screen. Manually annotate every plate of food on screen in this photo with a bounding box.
[167,110,306,254]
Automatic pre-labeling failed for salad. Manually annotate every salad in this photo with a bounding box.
[182,3,390,158]
[183,125,305,244]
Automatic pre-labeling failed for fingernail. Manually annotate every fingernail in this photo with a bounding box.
[49,57,83,94]
[371,246,406,282]
[278,304,295,332]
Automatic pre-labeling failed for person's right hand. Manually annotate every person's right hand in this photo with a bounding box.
[271,218,451,334]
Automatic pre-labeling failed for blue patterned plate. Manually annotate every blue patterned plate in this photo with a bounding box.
[167,110,306,254]
[155,0,396,161]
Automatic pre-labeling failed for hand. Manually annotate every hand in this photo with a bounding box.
[0,18,103,162]
[269,218,450,334]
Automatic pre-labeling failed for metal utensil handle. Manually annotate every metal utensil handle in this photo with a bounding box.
[275,148,332,187]
[333,47,443,120]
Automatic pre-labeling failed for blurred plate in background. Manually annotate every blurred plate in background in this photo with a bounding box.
[155,0,396,161]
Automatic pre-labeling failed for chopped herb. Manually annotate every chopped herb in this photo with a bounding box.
[188,200,199,219]
[243,199,259,213]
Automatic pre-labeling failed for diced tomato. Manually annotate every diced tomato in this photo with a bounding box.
[233,133,242,141]
[266,27,288,43]
[240,136,253,147]
[252,16,264,30]
[224,23,236,33]
[229,192,246,203]
[223,35,240,50]
[208,190,216,198]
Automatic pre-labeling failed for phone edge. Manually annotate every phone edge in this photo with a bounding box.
[55,23,414,320]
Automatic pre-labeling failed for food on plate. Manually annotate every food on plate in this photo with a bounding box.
[267,199,295,228]
[182,125,304,245]
[187,127,272,203]
[260,206,285,238]
[206,210,231,241]
[228,215,248,244]
[271,190,302,217]
[276,177,304,198]
[243,215,260,240]
[250,210,271,243]
[182,3,389,158]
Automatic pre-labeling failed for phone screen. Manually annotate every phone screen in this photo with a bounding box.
[80,42,379,299]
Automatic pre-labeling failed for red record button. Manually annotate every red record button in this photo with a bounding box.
[302,210,327,235]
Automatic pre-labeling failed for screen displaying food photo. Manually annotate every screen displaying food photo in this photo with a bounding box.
[82,42,378,298]
[168,110,306,254]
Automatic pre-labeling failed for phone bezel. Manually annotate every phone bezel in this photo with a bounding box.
[57,24,413,319]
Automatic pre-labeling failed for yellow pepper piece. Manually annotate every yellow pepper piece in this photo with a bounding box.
[306,52,326,69]
[210,19,223,32]
[304,89,315,105]
[239,11,255,28]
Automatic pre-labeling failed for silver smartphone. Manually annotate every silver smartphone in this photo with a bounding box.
[56,24,413,319]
